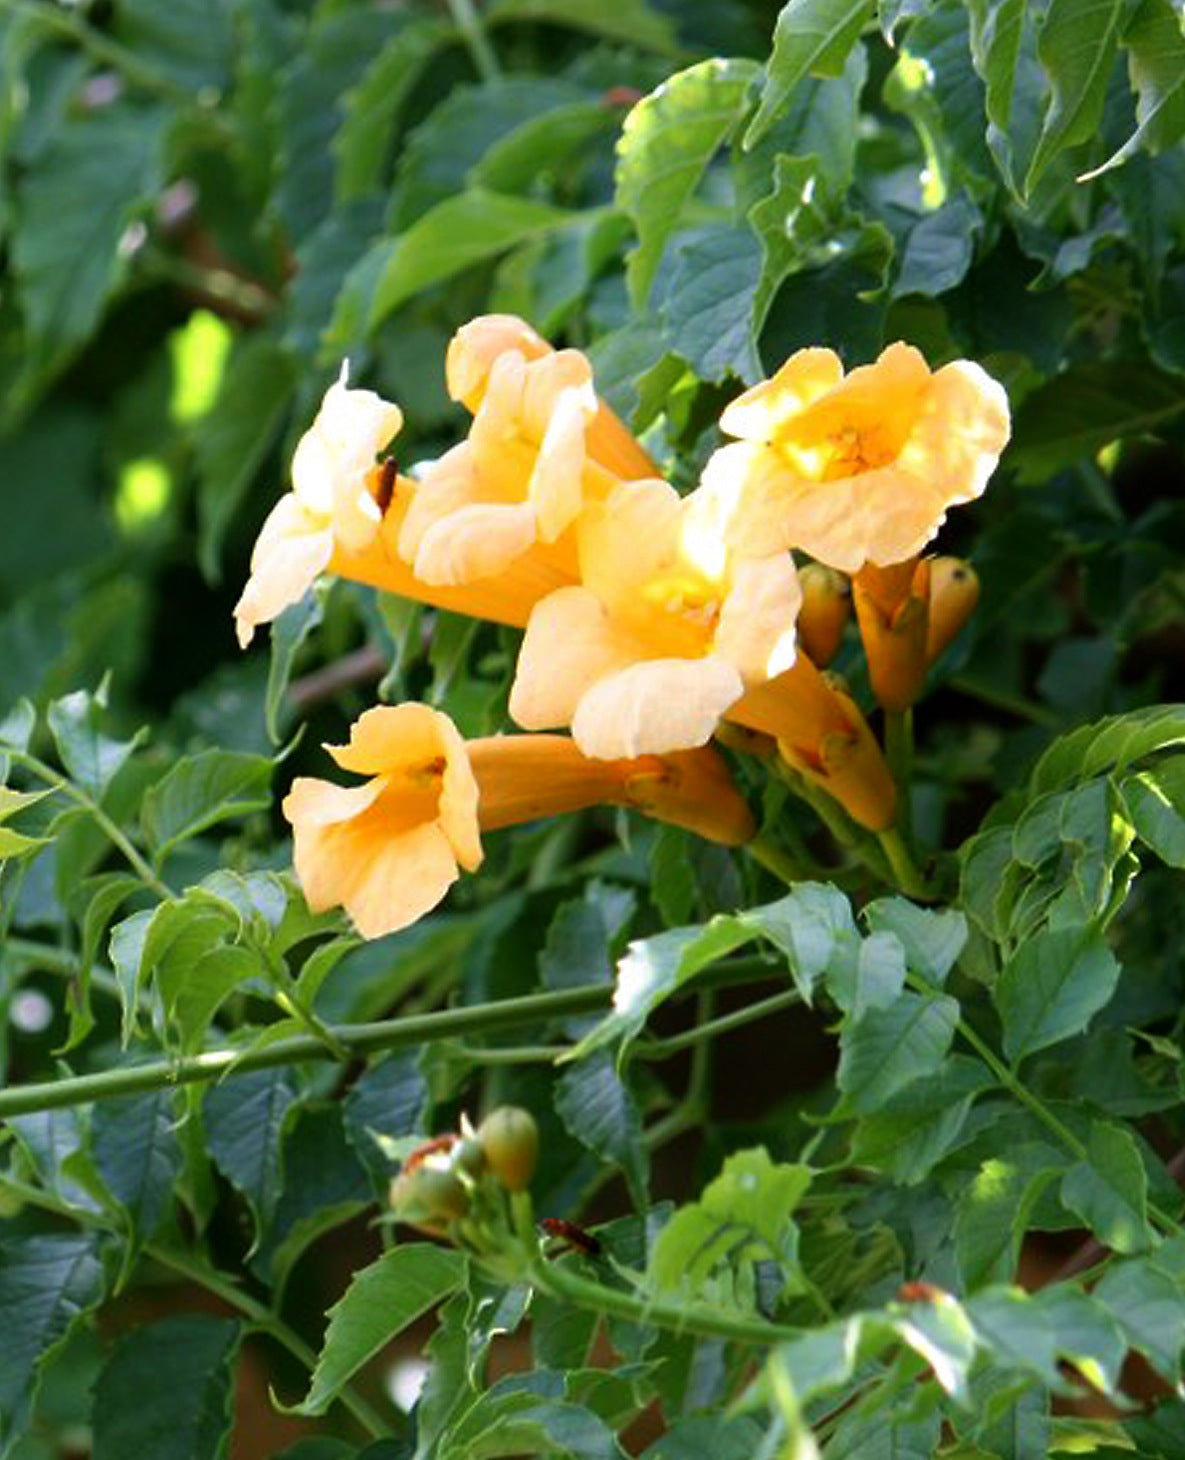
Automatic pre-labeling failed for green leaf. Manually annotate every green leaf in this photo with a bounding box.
[0,1234,106,1457]
[1025,0,1127,194]
[1061,1122,1155,1255]
[828,929,906,1017]
[615,58,760,306]
[1089,0,1185,175]
[194,334,296,581]
[266,592,324,744]
[343,1051,429,1186]
[47,685,145,799]
[369,191,571,330]
[836,990,959,1113]
[955,1151,1060,1291]
[334,18,454,202]
[648,1148,810,1298]
[1009,363,1185,485]
[298,1245,466,1416]
[92,1090,183,1247]
[1027,705,1185,797]
[141,749,273,863]
[849,1056,992,1183]
[996,926,1121,1063]
[109,0,234,90]
[555,1050,648,1207]
[109,909,154,1045]
[485,0,681,53]
[827,1408,942,1459]
[9,100,169,398]
[1093,1257,1185,1382]
[205,1067,300,1247]
[745,0,876,147]
[891,192,983,299]
[660,224,764,384]
[1036,1284,1127,1394]
[1123,757,1185,867]
[641,1416,768,1460]
[964,1287,1061,1387]
[91,1315,242,1460]
[862,900,967,985]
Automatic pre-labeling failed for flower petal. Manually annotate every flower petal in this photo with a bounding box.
[509,587,640,731]
[282,775,385,828]
[571,656,744,759]
[233,501,333,648]
[719,348,843,442]
[325,702,464,778]
[715,554,802,683]
[414,500,539,585]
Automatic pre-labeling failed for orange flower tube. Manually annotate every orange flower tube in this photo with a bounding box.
[852,557,932,714]
[284,704,754,939]
[796,564,852,667]
[234,369,577,646]
[727,656,897,832]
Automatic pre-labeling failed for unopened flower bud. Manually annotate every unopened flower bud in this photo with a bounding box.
[926,558,979,664]
[478,1106,539,1192]
[797,564,852,667]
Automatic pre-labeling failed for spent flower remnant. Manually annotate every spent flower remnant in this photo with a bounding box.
[509,477,801,759]
[700,342,1011,573]
[284,704,755,939]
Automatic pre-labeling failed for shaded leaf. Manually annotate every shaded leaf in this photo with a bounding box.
[996,926,1121,1063]
[746,0,875,147]
[298,1246,466,1415]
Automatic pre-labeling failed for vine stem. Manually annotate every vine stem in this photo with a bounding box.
[146,1246,391,1440]
[746,833,808,886]
[876,826,933,902]
[8,749,172,900]
[445,0,501,80]
[0,985,613,1117]
[527,1254,802,1348]
[908,973,1182,1238]
[883,707,914,841]
[634,987,802,1060]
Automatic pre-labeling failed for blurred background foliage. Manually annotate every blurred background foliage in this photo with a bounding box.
[3,0,1185,1455]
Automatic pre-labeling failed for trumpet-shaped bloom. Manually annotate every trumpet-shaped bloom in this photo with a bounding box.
[235,371,577,647]
[234,366,402,647]
[283,704,482,940]
[510,478,801,759]
[699,342,1011,572]
[400,317,656,588]
[284,703,755,939]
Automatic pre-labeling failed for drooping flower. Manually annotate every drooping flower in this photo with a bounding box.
[234,365,402,646]
[398,316,656,589]
[699,342,1011,573]
[284,703,755,939]
[234,368,573,647]
[509,477,801,759]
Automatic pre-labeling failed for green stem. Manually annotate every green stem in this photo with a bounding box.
[3,0,195,101]
[883,708,914,840]
[147,1246,390,1440]
[5,937,131,1008]
[635,988,802,1060]
[908,973,1181,1237]
[137,244,277,320]
[746,833,807,886]
[528,1254,801,1347]
[445,0,501,79]
[0,985,614,1117]
[876,826,933,902]
[8,750,171,899]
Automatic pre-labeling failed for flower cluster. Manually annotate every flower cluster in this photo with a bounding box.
[236,316,1010,938]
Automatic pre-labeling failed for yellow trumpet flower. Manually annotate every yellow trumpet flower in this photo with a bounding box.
[284,703,755,939]
[699,342,1011,573]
